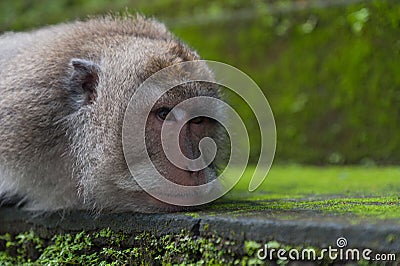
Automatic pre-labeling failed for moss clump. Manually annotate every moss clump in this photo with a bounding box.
[0,228,396,265]
[2,229,376,265]
[0,231,44,264]
[184,212,201,219]
[10,229,383,265]
[0,229,244,265]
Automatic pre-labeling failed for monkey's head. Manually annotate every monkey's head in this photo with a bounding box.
[65,37,227,212]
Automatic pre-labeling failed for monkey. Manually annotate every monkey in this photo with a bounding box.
[0,15,226,213]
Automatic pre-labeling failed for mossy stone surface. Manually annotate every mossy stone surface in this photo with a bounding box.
[1,166,399,264]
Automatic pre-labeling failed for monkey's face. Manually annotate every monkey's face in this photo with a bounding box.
[68,42,227,212]
[123,81,227,211]
[145,86,221,187]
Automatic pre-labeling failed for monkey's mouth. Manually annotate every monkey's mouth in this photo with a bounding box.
[166,169,208,187]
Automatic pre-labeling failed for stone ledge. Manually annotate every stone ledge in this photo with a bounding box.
[1,206,399,253]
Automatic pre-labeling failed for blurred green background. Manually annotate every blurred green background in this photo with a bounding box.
[1,0,399,165]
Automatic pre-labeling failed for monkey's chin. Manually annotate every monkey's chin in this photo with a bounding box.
[143,202,204,213]
[138,191,208,213]
[98,190,207,213]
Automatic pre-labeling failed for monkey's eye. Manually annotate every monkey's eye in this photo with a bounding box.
[156,107,172,121]
[190,116,205,124]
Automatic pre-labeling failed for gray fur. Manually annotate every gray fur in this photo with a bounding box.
[0,15,221,212]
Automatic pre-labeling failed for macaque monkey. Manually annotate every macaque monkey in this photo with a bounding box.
[0,15,225,212]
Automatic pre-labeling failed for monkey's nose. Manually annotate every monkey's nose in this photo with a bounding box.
[189,170,207,186]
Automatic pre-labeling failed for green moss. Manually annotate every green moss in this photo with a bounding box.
[184,212,201,219]
[206,196,400,222]
[0,230,44,265]
[2,166,398,263]
[0,229,242,265]
[228,166,400,198]
[3,230,378,265]
[200,166,400,221]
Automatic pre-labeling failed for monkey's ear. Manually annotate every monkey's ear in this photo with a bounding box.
[69,58,101,105]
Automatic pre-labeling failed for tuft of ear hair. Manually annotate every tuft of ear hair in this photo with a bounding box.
[69,58,100,106]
